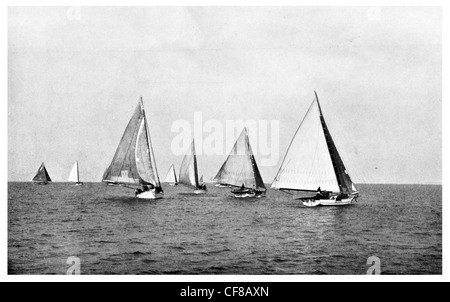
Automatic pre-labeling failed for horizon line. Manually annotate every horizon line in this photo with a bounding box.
[6,181,443,186]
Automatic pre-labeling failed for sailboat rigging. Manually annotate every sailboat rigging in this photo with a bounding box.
[102,97,163,199]
[178,139,207,194]
[31,162,52,185]
[271,92,359,207]
[213,127,266,198]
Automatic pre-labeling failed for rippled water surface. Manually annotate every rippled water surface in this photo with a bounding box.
[8,182,441,274]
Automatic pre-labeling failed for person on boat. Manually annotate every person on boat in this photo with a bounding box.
[315,187,331,200]
[314,187,323,199]
[135,188,143,196]
[233,183,247,194]
[336,192,348,201]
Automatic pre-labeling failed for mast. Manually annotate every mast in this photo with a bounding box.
[141,97,162,189]
[193,139,199,188]
[76,161,79,182]
[173,165,178,183]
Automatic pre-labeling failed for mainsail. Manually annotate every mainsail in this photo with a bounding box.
[32,162,52,182]
[102,97,162,190]
[164,164,178,184]
[178,139,200,189]
[271,92,357,194]
[68,161,80,183]
[213,127,266,191]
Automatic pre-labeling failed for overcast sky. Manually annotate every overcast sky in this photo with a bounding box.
[8,6,441,184]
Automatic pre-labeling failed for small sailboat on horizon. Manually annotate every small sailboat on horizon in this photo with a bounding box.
[213,127,266,198]
[31,162,52,185]
[178,139,207,194]
[68,161,83,185]
[102,97,164,199]
[164,164,178,186]
[271,92,359,207]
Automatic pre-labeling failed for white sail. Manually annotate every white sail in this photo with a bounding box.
[178,140,199,189]
[102,97,162,189]
[271,98,340,192]
[199,175,203,183]
[68,161,80,183]
[213,127,266,191]
[164,164,177,184]
[135,118,157,184]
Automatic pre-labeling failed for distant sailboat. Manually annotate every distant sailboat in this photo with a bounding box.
[213,127,266,198]
[178,139,207,194]
[271,92,359,207]
[68,161,83,185]
[164,164,178,186]
[102,97,163,199]
[31,162,52,185]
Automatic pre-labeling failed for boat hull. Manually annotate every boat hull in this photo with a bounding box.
[193,189,207,194]
[234,192,256,198]
[75,182,84,186]
[136,189,163,200]
[32,181,50,185]
[300,195,357,207]
[232,189,265,198]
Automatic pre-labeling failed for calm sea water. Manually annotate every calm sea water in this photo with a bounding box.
[8,182,441,275]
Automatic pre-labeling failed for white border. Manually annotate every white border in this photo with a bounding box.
[1,0,447,282]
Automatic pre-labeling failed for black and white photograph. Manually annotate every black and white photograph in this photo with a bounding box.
[5,3,444,280]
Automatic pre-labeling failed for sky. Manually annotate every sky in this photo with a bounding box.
[7,6,442,184]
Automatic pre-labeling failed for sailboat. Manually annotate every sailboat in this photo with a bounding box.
[164,164,178,186]
[31,162,52,185]
[178,139,207,194]
[68,161,83,185]
[271,92,359,207]
[213,127,266,198]
[102,97,163,199]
